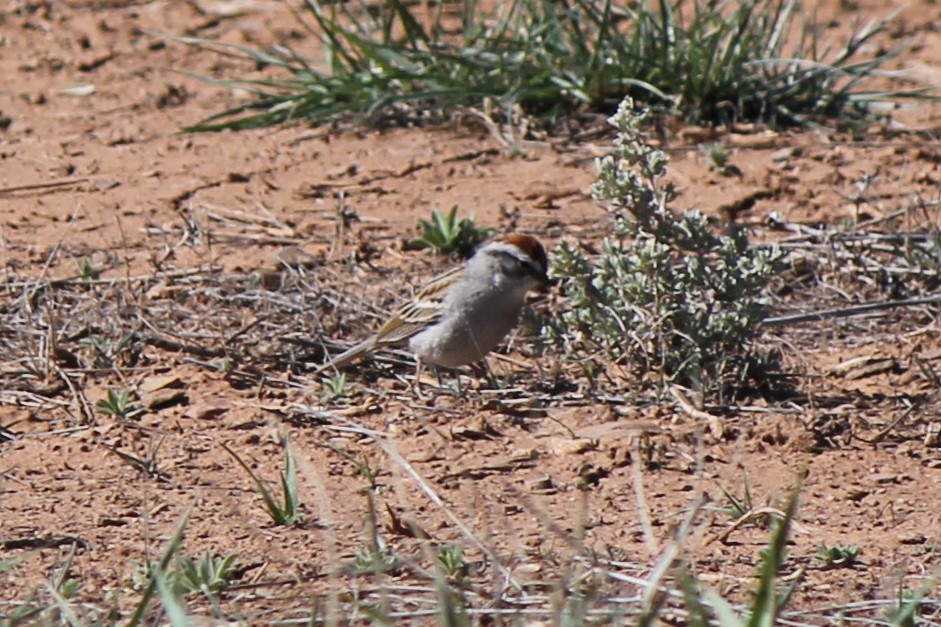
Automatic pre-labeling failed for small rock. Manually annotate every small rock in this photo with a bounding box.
[898,532,926,545]
[255,270,282,290]
[96,516,128,527]
[140,375,183,394]
[451,416,501,441]
[184,400,232,420]
[549,437,595,456]
[275,246,318,269]
[142,388,186,410]
[771,147,800,161]
[845,488,869,502]
[52,346,82,368]
[526,476,555,492]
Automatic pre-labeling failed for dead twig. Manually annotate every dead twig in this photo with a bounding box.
[850,405,916,445]
[706,506,811,545]
[670,385,724,440]
[0,178,89,196]
[763,294,941,327]
[140,332,227,358]
[630,438,658,557]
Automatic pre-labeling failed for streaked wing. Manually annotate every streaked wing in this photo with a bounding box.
[414,265,463,302]
[373,266,461,345]
[375,298,442,344]
[373,317,433,345]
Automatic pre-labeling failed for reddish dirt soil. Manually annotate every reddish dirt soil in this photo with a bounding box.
[3,0,941,623]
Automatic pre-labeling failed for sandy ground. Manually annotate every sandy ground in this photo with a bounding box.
[3,0,941,623]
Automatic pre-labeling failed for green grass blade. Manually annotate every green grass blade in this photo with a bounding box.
[678,565,713,627]
[747,481,802,627]
[280,439,300,525]
[222,442,286,525]
[704,588,745,627]
[166,34,300,70]
[0,550,37,574]
[45,584,83,627]
[153,569,191,627]
[126,501,195,627]
[389,0,433,50]
[302,0,361,72]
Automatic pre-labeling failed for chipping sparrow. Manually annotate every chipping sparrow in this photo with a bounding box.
[319,233,549,371]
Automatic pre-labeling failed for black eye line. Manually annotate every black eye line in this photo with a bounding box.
[494,250,521,263]
[494,250,546,278]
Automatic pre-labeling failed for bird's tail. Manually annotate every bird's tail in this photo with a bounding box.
[316,338,375,374]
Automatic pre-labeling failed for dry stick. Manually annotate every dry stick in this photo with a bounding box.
[225,315,269,345]
[15,426,88,438]
[203,210,295,238]
[637,491,708,618]
[252,200,299,237]
[140,332,226,358]
[775,203,929,244]
[850,405,916,445]
[355,426,520,590]
[54,364,96,424]
[201,230,302,246]
[0,178,89,195]
[762,294,941,327]
[279,434,345,627]
[0,391,71,409]
[634,424,711,615]
[630,440,659,558]
[42,296,96,424]
[384,430,486,620]
[705,506,797,546]
[670,385,724,440]
[1,267,208,289]
[848,201,940,233]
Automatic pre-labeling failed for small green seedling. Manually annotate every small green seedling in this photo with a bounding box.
[705,481,803,625]
[712,471,761,525]
[75,258,100,281]
[409,206,494,259]
[815,543,861,569]
[80,332,134,368]
[223,439,301,526]
[213,357,235,374]
[701,142,729,170]
[320,372,349,403]
[352,545,396,575]
[132,552,237,596]
[437,545,469,583]
[96,389,145,420]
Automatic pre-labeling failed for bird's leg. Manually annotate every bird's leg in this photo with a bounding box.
[410,360,454,400]
[449,367,465,397]
[433,365,447,390]
[470,359,498,389]
[410,356,427,400]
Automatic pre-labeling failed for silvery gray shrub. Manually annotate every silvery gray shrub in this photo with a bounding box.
[544,98,779,397]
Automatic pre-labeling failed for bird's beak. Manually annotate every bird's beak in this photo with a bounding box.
[534,269,554,291]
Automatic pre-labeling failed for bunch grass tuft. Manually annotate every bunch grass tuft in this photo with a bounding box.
[176,0,930,132]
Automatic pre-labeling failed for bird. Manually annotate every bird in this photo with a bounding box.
[318,233,550,373]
